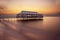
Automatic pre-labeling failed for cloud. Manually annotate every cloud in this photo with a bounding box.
[0,5,7,14]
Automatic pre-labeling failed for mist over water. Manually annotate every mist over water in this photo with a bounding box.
[0,17,60,40]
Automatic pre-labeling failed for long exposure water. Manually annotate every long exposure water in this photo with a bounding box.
[0,17,60,40]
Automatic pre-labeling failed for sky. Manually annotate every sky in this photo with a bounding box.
[0,0,60,14]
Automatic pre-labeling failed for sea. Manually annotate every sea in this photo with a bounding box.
[0,17,60,40]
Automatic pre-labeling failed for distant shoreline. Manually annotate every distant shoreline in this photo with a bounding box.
[44,16,60,17]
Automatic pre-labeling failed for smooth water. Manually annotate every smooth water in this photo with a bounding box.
[0,17,60,40]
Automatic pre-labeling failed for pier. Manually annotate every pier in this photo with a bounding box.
[0,11,43,20]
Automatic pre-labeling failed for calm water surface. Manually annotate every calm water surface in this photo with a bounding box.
[0,17,60,40]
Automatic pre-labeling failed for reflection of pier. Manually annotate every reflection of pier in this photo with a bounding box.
[0,19,60,40]
[0,11,43,20]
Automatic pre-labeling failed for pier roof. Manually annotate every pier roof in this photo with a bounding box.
[20,11,40,14]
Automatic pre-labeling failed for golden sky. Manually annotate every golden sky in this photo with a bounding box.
[0,0,60,14]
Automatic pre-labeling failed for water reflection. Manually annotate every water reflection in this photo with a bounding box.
[43,17,60,32]
[0,17,60,40]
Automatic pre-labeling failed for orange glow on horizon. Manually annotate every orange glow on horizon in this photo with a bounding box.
[0,0,59,14]
[2,7,58,14]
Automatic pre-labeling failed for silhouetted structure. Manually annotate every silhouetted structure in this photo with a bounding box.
[0,14,16,18]
[17,11,43,20]
[0,11,43,20]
